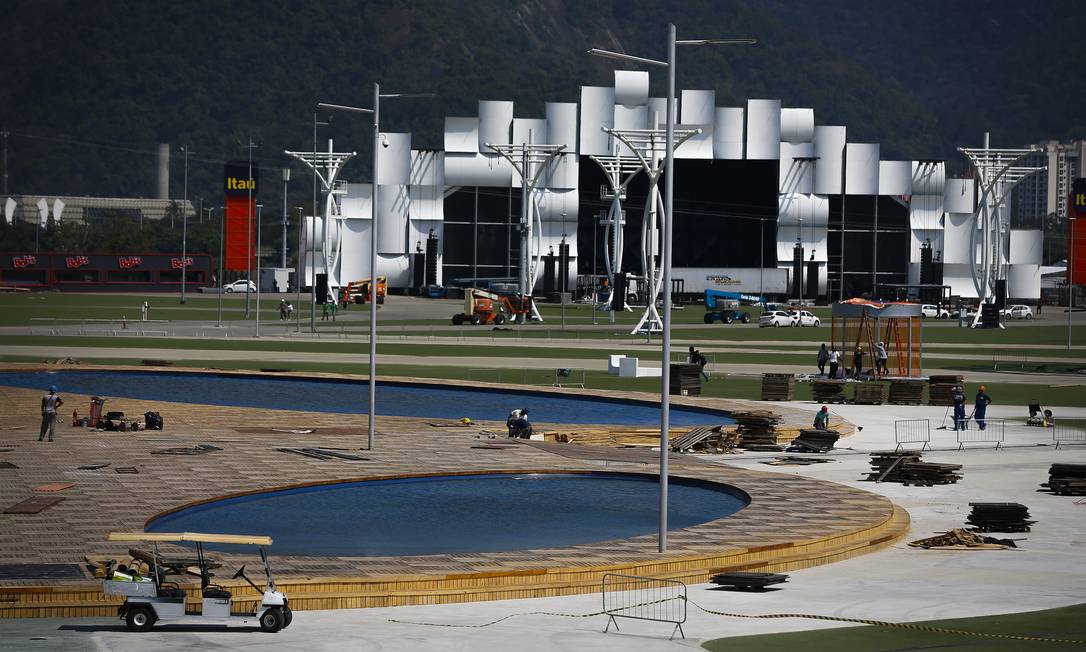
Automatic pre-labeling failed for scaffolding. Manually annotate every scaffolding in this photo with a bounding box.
[831,299,924,377]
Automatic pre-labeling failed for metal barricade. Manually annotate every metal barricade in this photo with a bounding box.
[894,418,931,451]
[553,368,586,389]
[601,573,686,640]
[1053,418,1086,450]
[957,418,1005,450]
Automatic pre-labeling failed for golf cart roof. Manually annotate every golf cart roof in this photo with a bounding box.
[108,532,273,546]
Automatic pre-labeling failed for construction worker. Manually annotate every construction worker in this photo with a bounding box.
[951,385,967,431]
[875,341,889,376]
[817,344,829,377]
[688,346,709,381]
[813,405,830,430]
[828,346,840,379]
[39,385,64,442]
[974,385,992,431]
[507,408,531,438]
[852,347,865,379]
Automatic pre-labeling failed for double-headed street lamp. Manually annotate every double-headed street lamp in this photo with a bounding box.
[318,85,433,451]
[590,26,755,553]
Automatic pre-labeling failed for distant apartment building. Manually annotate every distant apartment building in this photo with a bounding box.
[1013,139,1085,227]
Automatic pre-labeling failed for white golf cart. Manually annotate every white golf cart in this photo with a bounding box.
[103,531,291,633]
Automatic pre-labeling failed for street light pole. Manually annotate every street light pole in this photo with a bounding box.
[759,218,765,301]
[256,204,263,337]
[242,138,259,318]
[180,145,190,304]
[216,206,225,328]
[295,206,303,333]
[1071,216,1076,351]
[281,169,290,269]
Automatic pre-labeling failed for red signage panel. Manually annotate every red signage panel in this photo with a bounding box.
[223,161,259,273]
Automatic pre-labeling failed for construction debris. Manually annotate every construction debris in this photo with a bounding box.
[967,502,1034,532]
[887,379,925,405]
[786,429,839,453]
[4,497,65,514]
[1041,463,1086,496]
[811,381,847,404]
[731,410,785,451]
[908,528,1017,549]
[151,444,222,456]
[928,374,964,406]
[276,447,369,461]
[760,373,795,401]
[115,467,139,474]
[763,456,834,466]
[76,463,110,470]
[710,571,789,591]
[865,451,962,485]
[670,426,740,454]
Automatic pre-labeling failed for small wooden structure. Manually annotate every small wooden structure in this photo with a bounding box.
[830,299,923,377]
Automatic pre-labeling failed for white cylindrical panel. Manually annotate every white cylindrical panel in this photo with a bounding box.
[614,70,649,106]
[745,99,781,160]
[545,153,578,190]
[376,132,411,185]
[910,228,944,260]
[375,253,411,288]
[478,100,513,150]
[777,193,829,226]
[614,104,648,130]
[410,150,444,187]
[376,184,409,255]
[408,185,444,221]
[339,217,370,285]
[546,102,578,151]
[1007,263,1041,299]
[942,211,974,264]
[681,90,715,124]
[775,229,828,262]
[443,153,513,187]
[942,263,979,298]
[878,160,912,196]
[713,107,744,159]
[339,183,372,219]
[911,161,945,196]
[780,108,814,143]
[647,97,675,128]
[944,177,975,214]
[845,143,880,195]
[444,117,479,153]
[779,142,816,194]
[579,86,615,156]
[1010,229,1043,265]
[813,126,846,194]
[536,188,579,222]
[513,118,548,146]
[909,195,944,231]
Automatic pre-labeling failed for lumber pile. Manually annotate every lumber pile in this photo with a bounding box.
[1041,463,1086,496]
[786,429,839,453]
[760,373,795,401]
[966,503,1034,532]
[852,382,885,405]
[908,528,1016,549]
[928,374,963,406]
[732,410,784,451]
[864,451,962,485]
[670,426,740,454]
[887,379,925,405]
[811,381,847,404]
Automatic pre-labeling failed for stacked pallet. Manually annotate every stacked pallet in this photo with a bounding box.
[811,381,847,404]
[1041,463,1086,496]
[670,426,741,454]
[852,382,885,405]
[928,375,964,406]
[786,429,839,453]
[732,410,784,451]
[966,503,1034,532]
[888,379,925,405]
[864,451,963,485]
[761,373,795,401]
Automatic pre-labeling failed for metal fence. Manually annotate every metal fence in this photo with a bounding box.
[1053,418,1086,450]
[956,418,1005,450]
[894,418,931,451]
[552,367,586,388]
[601,573,686,640]
[991,349,1030,370]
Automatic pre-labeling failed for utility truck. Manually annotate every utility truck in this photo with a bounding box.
[703,289,765,324]
[451,288,532,325]
[102,531,291,633]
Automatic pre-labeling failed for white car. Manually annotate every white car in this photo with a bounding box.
[788,310,821,327]
[1002,304,1034,320]
[759,310,798,328]
[921,304,950,319]
[223,279,256,293]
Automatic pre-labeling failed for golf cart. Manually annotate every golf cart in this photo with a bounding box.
[103,531,291,633]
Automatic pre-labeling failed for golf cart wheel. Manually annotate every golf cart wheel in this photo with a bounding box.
[125,605,156,632]
[282,606,293,628]
[260,607,285,633]
[494,313,505,325]
[703,313,714,324]
[470,314,482,325]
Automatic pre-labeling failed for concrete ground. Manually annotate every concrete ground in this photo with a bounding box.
[1,401,1083,651]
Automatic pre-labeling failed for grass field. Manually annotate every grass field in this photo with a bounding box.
[701,603,1086,651]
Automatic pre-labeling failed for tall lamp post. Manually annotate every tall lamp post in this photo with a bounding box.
[295,206,304,332]
[1071,215,1077,351]
[590,26,756,553]
[241,138,260,318]
[281,169,290,268]
[255,204,263,337]
[319,86,433,452]
[215,206,225,327]
[179,145,191,304]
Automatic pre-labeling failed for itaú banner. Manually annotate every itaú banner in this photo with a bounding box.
[670,267,788,294]
[224,161,259,272]
[1071,179,1086,285]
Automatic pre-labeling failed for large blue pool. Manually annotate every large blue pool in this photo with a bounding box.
[0,370,733,426]
[147,472,749,556]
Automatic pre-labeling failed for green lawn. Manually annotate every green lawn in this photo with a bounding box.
[702,603,1086,651]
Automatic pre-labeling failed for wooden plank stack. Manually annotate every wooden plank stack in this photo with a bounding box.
[786,429,839,453]
[864,451,963,485]
[760,373,795,401]
[732,410,784,451]
[811,381,847,404]
[888,379,925,405]
[852,382,885,405]
[928,374,964,406]
[1041,463,1086,496]
[966,502,1034,532]
[670,425,740,454]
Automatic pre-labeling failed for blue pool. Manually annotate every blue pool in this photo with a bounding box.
[147,472,749,556]
[0,370,733,426]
